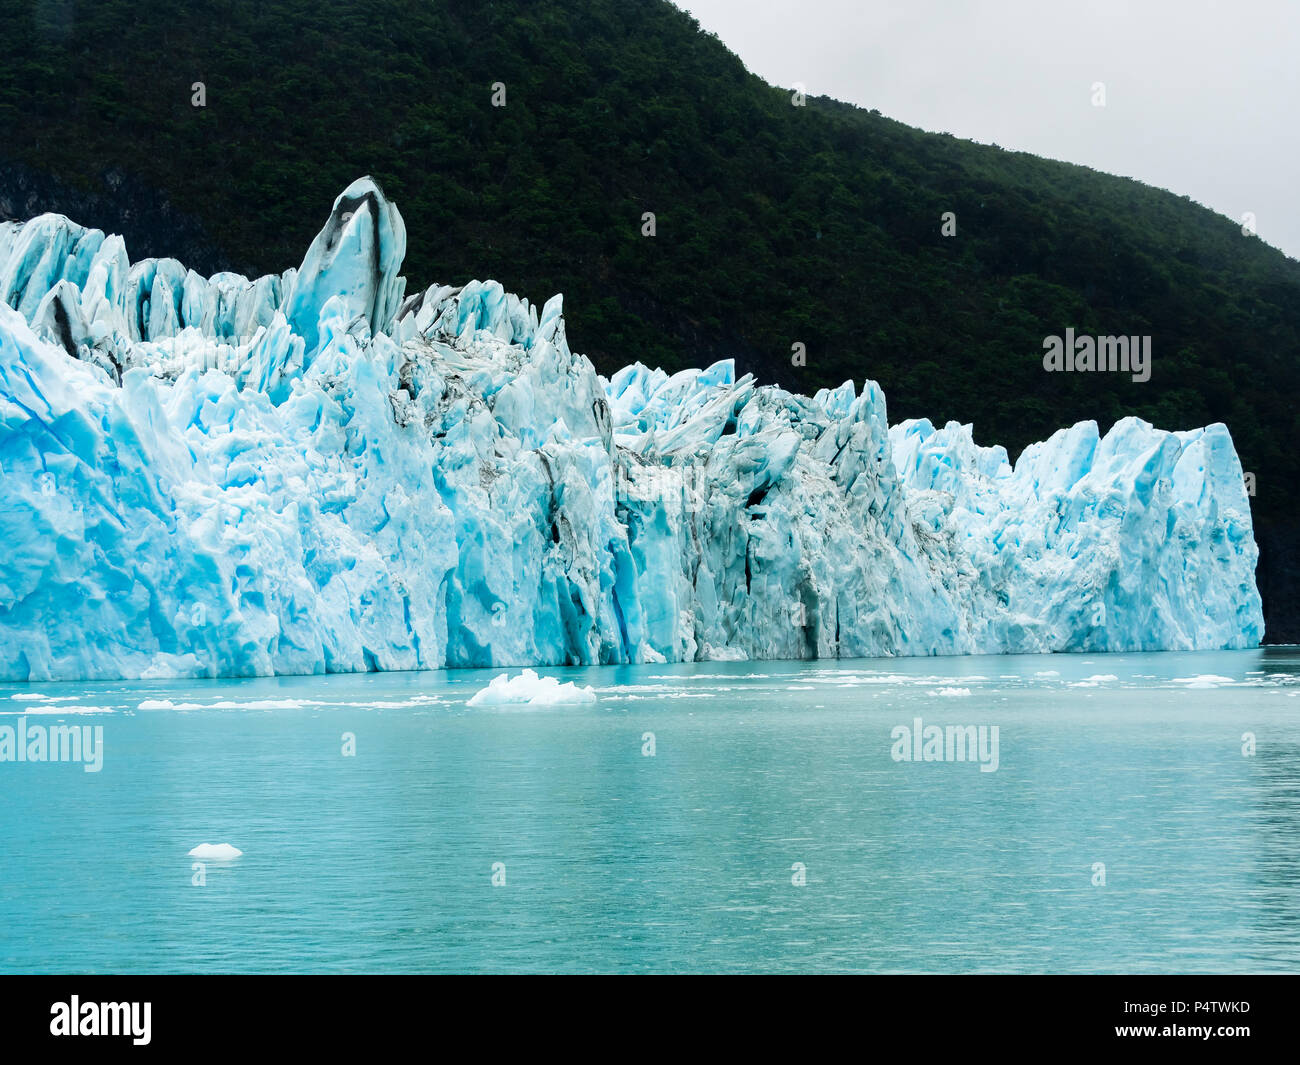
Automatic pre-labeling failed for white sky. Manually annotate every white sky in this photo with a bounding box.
[677,0,1300,259]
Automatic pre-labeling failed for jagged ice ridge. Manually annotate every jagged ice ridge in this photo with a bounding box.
[0,178,1263,680]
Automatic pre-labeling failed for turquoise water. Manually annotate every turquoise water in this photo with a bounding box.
[2,649,1299,974]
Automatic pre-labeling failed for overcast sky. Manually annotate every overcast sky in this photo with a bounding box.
[677,0,1299,260]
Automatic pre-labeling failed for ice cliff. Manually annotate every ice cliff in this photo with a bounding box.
[0,178,1263,680]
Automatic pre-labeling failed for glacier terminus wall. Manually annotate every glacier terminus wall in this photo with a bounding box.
[0,178,1264,680]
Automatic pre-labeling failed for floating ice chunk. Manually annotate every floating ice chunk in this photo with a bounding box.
[467,669,597,706]
[930,687,972,697]
[8,704,112,714]
[141,698,321,711]
[1171,675,1237,688]
[188,843,243,860]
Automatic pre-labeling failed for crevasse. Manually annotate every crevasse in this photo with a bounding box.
[0,178,1263,681]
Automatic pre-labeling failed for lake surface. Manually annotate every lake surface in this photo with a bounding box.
[2,649,1299,974]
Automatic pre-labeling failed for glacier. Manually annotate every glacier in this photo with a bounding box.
[0,177,1263,681]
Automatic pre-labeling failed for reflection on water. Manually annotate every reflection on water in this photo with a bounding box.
[1,648,1299,973]
[1249,738,1300,961]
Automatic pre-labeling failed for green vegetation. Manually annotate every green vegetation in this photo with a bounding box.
[2,0,1298,636]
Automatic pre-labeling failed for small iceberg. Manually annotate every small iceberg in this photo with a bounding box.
[188,843,243,860]
[468,669,597,706]
[1172,674,1237,688]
